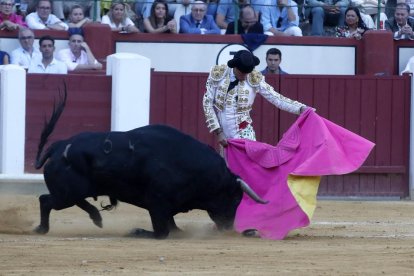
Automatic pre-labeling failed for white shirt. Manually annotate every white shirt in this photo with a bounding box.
[28,58,68,74]
[25,12,69,30]
[101,15,134,29]
[11,47,42,69]
[57,48,88,71]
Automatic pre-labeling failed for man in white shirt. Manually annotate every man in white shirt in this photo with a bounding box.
[11,27,41,69]
[28,35,67,74]
[57,30,102,71]
[25,0,68,30]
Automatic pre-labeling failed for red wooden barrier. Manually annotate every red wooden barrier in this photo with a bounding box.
[24,72,411,197]
[150,73,411,198]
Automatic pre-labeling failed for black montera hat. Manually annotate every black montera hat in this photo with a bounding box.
[227,50,260,73]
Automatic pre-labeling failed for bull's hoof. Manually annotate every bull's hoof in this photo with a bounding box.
[33,225,49,234]
[127,228,157,239]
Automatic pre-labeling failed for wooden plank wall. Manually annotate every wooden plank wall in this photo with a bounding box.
[150,73,411,198]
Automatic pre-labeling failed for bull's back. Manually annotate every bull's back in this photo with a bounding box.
[130,125,224,168]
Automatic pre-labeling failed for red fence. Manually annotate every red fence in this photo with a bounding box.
[25,74,112,172]
[24,72,411,197]
[150,73,411,198]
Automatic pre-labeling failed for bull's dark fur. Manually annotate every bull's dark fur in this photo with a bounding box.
[35,88,265,238]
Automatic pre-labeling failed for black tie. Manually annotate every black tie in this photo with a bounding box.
[227,79,239,92]
[196,22,200,28]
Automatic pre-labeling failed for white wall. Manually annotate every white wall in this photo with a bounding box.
[116,41,356,75]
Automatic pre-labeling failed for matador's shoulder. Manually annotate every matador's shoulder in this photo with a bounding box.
[247,70,263,87]
[209,64,228,81]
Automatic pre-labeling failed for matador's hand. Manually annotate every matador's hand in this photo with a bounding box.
[215,129,228,147]
[300,106,316,114]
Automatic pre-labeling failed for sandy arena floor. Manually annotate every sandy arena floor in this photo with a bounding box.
[0,194,414,275]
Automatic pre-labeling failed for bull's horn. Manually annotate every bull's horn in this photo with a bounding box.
[237,178,268,204]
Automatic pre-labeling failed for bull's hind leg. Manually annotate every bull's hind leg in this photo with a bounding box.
[35,194,77,234]
[34,194,85,234]
[34,194,53,234]
[76,200,103,228]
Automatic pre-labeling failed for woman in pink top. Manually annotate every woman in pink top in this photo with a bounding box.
[0,0,27,31]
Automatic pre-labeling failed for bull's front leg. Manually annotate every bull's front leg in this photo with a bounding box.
[34,194,53,234]
[130,208,170,239]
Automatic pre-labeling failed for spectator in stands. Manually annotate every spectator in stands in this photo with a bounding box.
[67,4,92,28]
[174,0,192,33]
[206,0,218,17]
[11,27,41,69]
[385,0,398,19]
[350,0,384,29]
[179,0,221,34]
[260,0,303,36]
[28,35,67,74]
[307,0,349,36]
[385,2,414,40]
[25,0,69,30]
[102,1,140,33]
[0,0,27,30]
[53,1,97,22]
[14,0,31,18]
[140,0,154,20]
[335,6,368,39]
[0,48,9,64]
[261,48,288,74]
[57,29,102,71]
[144,0,177,33]
[225,4,263,34]
[216,0,250,30]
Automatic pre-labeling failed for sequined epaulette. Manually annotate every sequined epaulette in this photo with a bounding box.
[209,64,228,81]
[247,70,263,87]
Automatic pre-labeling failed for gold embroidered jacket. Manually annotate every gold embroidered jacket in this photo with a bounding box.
[203,64,306,134]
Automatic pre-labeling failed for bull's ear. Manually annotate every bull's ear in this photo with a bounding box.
[237,179,268,204]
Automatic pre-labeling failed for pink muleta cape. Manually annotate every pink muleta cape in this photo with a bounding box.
[225,109,375,240]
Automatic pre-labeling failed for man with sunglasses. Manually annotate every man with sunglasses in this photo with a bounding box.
[25,0,68,30]
[11,27,41,69]
[0,0,27,31]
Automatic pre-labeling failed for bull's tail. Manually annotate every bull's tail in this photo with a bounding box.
[35,84,68,170]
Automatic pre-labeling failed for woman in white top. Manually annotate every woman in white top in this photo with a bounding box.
[101,1,140,33]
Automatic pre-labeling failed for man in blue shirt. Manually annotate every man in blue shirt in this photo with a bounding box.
[260,0,302,36]
[180,0,221,34]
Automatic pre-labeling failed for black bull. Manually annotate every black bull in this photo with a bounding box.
[34,90,267,238]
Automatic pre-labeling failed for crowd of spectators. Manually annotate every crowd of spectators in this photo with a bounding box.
[0,0,406,36]
[0,0,411,70]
